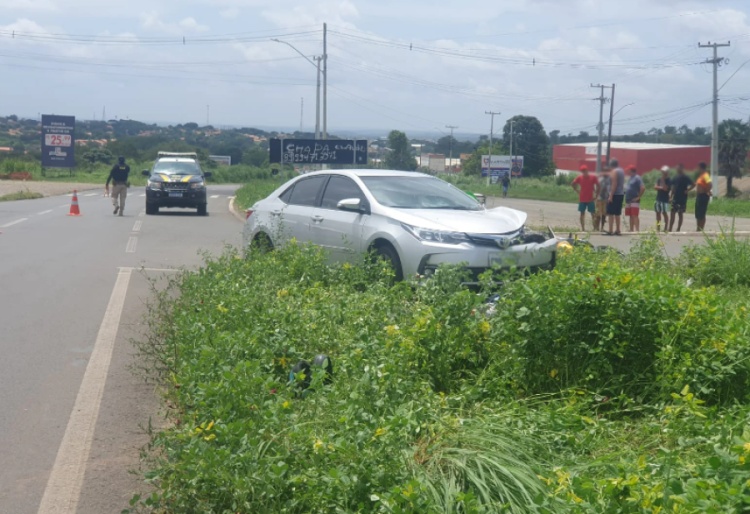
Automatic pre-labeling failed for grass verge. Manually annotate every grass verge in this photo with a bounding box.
[131,234,750,513]
[0,190,44,201]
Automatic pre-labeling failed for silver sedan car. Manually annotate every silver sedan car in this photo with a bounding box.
[242,170,557,281]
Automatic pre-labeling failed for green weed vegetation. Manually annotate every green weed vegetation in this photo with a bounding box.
[132,233,750,513]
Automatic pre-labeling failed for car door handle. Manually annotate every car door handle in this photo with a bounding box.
[311,215,324,223]
[271,210,282,217]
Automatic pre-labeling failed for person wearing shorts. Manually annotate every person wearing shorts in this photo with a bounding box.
[606,159,625,235]
[669,163,694,232]
[624,165,645,232]
[571,164,599,231]
[694,162,712,231]
[595,166,611,231]
[654,165,672,233]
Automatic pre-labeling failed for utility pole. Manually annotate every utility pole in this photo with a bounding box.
[445,125,458,172]
[509,120,514,178]
[314,56,322,139]
[700,41,730,197]
[323,23,328,140]
[591,84,611,172]
[606,83,616,165]
[485,111,501,186]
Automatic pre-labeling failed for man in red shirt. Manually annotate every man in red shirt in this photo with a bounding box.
[571,165,600,231]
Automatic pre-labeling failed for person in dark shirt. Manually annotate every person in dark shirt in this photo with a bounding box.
[501,173,511,198]
[654,165,672,233]
[106,156,130,216]
[669,163,694,232]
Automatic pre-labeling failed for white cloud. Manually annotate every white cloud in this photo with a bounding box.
[262,0,359,29]
[219,8,240,19]
[0,0,57,12]
[140,11,209,34]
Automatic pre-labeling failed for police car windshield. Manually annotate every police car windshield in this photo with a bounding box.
[153,161,200,175]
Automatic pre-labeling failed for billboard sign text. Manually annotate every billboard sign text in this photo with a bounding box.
[270,139,368,165]
[41,115,76,168]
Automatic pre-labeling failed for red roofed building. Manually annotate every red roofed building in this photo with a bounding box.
[554,142,710,174]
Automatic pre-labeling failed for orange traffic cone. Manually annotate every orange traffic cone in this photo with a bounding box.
[68,190,81,216]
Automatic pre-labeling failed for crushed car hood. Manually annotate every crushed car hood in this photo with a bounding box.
[388,206,527,234]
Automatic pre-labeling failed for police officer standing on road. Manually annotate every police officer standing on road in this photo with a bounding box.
[105,156,130,216]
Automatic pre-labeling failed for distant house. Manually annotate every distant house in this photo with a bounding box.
[0,146,13,153]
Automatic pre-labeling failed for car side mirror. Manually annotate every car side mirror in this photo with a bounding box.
[203,171,212,178]
[141,170,150,176]
[337,198,368,214]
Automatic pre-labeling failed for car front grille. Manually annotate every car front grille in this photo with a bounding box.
[163,182,190,191]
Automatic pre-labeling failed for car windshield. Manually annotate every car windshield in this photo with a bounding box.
[360,176,482,210]
[153,161,201,175]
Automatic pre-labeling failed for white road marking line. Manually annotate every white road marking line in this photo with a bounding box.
[210,195,220,199]
[140,267,183,272]
[125,236,137,253]
[139,210,145,217]
[38,210,53,215]
[1,218,28,228]
[59,204,69,208]
[37,268,133,514]
[139,193,146,197]
[132,220,142,232]
[84,193,97,197]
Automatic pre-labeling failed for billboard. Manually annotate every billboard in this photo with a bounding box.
[270,139,368,165]
[481,155,524,183]
[41,115,76,168]
[208,155,232,166]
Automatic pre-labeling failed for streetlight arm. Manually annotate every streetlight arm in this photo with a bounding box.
[271,38,319,69]
[612,102,635,118]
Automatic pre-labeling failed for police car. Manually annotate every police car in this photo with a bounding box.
[142,152,212,215]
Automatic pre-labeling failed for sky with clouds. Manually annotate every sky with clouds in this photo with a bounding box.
[1,0,750,138]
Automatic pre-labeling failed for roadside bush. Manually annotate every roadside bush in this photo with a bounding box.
[133,236,750,513]
[678,227,750,288]
[485,245,750,404]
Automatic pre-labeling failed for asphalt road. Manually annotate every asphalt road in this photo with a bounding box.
[0,185,242,514]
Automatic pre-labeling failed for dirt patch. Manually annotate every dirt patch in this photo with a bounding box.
[0,181,100,198]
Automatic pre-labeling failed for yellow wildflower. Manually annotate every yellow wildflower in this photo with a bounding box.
[277,289,289,298]
[385,325,399,337]
[479,320,491,335]
[550,369,559,379]
[313,439,324,452]
[216,304,228,313]
[374,427,387,438]
[282,400,291,409]
[743,442,750,453]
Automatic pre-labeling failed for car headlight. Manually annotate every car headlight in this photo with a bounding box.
[189,181,206,190]
[402,223,470,245]
[147,180,162,190]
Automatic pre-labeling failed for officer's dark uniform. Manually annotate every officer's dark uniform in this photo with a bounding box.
[106,158,130,216]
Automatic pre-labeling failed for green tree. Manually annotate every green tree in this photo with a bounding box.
[718,118,750,197]
[384,130,417,171]
[502,115,553,177]
[243,146,269,167]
